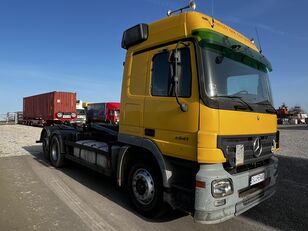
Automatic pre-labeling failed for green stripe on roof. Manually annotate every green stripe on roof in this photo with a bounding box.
[192,29,272,72]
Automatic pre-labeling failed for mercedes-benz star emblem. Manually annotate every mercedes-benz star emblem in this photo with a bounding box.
[253,137,262,157]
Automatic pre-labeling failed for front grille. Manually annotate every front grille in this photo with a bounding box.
[218,134,276,171]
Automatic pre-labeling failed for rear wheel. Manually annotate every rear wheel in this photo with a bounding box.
[128,160,163,217]
[49,136,65,168]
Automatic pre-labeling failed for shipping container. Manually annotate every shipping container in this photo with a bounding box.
[87,102,120,124]
[23,91,76,126]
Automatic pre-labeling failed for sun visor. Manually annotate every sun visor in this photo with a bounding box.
[192,29,272,72]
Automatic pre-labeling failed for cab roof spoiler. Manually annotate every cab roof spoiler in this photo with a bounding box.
[121,24,149,49]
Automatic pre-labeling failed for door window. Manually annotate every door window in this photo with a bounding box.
[151,48,192,98]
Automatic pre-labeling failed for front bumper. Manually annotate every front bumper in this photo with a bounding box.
[194,156,278,224]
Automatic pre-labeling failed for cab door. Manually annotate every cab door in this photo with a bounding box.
[144,42,199,161]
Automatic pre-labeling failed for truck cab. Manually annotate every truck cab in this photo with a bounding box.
[74,100,87,125]
[120,10,278,223]
[39,4,278,224]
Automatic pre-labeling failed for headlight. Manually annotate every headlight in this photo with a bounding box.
[71,112,77,118]
[211,179,233,198]
[56,112,63,118]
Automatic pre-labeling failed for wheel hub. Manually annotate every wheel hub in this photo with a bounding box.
[132,168,155,205]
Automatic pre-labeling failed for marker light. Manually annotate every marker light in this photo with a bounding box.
[189,0,196,10]
[167,0,196,16]
[214,199,226,207]
[196,180,206,188]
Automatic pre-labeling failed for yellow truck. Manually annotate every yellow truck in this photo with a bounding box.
[38,1,279,224]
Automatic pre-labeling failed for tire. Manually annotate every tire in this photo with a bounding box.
[49,136,65,168]
[42,131,50,160]
[127,160,163,218]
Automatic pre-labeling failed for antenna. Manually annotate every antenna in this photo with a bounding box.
[255,27,262,54]
[211,0,214,18]
[210,0,215,27]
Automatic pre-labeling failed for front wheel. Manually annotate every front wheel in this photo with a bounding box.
[49,136,65,168]
[128,161,163,217]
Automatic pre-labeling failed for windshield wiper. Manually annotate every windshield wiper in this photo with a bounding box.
[255,100,277,114]
[213,95,253,111]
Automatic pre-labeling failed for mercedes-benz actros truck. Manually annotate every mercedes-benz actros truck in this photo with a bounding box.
[38,1,279,224]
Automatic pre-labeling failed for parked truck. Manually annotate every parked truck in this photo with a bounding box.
[87,102,120,124]
[38,1,279,224]
[74,100,87,125]
[23,91,77,126]
[16,111,23,124]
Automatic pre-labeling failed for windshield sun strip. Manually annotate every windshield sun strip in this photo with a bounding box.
[192,29,272,72]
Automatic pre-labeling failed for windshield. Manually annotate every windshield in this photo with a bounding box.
[202,47,273,107]
[114,110,120,116]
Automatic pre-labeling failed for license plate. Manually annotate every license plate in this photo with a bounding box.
[250,172,265,186]
[63,115,71,118]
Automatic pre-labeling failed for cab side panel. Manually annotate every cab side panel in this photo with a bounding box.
[120,51,149,136]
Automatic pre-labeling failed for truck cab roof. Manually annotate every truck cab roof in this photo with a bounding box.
[128,11,259,53]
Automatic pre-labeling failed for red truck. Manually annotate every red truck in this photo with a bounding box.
[23,91,77,126]
[86,102,120,124]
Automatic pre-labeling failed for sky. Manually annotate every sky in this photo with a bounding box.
[0,0,307,114]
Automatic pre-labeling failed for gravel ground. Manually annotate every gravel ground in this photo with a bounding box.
[278,125,308,159]
[0,124,307,231]
[1,124,307,159]
[0,125,42,158]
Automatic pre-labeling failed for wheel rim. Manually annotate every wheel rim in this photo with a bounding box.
[51,142,58,161]
[132,168,155,205]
